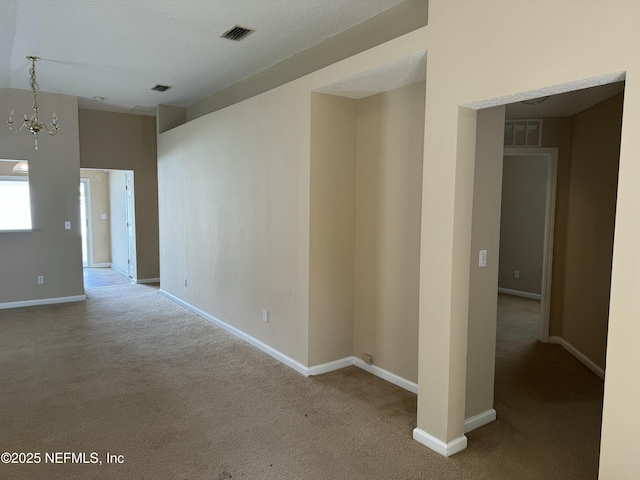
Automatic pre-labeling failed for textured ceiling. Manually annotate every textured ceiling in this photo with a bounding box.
[1,0,405,115]
[315,51,426,99]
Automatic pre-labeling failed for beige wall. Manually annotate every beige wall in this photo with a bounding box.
[157,105,186,134]
[559,93,622,370]
[465,106,505,420]
[78,110,159,280]
[309,82,426,376]
[308,93,357,366]
[80,169,111,265]
[421,1,638,475]
[353,82,425,383]
[158,80,314,365]
[498,155,548,294]
[158,29,427,368]
[0,88,83,304]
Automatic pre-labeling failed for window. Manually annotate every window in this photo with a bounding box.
[0,160,32,231]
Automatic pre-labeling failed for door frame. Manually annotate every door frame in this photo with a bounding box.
[125,171,137,279]
[80,177,93,268]
[503,147,558,342]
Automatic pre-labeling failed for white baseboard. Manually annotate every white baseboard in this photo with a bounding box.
[413,428,467,457]
[136,277,160,284]
[307,357,355,376]
[0,295,87,310]
[89,263,111,268]
[548,336,605,379]
[464,409,496,433]
[352,358,418,394]
[158,290,419,393]
[308,357,418,394]
[498,288,541,300]
[158,290,309,376]
[111,264,129,276]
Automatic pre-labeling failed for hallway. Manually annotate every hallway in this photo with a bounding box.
[466,293,604,478]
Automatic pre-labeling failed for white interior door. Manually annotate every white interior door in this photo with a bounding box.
[125,172,137,279]
[501,148,558,341]
[80,179,93,267]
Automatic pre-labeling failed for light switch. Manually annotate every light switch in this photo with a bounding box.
[64,221,71,230]
[479,250,487,267]
[101,213,107,220]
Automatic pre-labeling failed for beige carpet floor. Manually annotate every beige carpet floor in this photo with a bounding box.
[0,287,603,479]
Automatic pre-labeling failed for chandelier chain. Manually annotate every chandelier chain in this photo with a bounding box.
[29,59,40,114]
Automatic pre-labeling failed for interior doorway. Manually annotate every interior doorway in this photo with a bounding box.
[108,169,136,279]
[80,178,92,267]
[477,81,624,477]
[498,148,557,341]
[80,168,137,285]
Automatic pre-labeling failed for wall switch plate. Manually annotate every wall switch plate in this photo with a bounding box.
[64,221,71,229]
[263,309,268,322]
[479,249,487,267]
[514,270,520,279]
[363,353,373,365]
[37,275,45,285]
[100,213,108,220]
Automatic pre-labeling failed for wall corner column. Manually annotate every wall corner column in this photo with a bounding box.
[464,105,505,428]
[414,100,478,456]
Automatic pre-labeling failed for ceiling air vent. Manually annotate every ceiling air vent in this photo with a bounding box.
[221,25,255,41]
[151,84,172,92]
[504,119,543,147]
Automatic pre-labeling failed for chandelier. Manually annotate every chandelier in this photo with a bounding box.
[7,55,60,149]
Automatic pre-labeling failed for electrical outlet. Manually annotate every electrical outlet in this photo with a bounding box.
[37,275,45,285]
[514,270,520,279]
[183,278,188,287]
[263,309,268,322]
[363,353,373,365]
